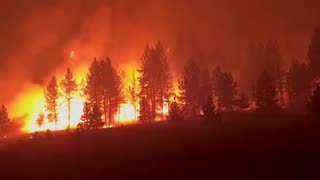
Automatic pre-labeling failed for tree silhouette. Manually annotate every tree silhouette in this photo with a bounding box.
[254,71,278,110]
[214,71,237,111]
[308,86,320,124]
[139,96,151,122]
[265,40,285,107]
[139,41,172,121]
[155,41,172,120]
[86,58,102,107]
[179,59,201,120]
[212,66,222,95]
[287,59,311,110]
[45,76,59,129]
[90,105,104,129]
[36,113,45,128]
[85,58,123,127]
[79,103,104,130]
[100,58,123,126]
[308,28,320,78]
[242,41,285,102]
[168,98,182,122]
[79,102,91,130]
[60,68,77,129]
[200,70,213,106]
[202,96,216,122]
[0,105,10,134]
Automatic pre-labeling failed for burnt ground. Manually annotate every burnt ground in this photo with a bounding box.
[0,113,320,180]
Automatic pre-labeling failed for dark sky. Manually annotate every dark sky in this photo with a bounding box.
[0,0,319,104]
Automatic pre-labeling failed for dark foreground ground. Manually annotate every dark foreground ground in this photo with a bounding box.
[0,113,320,179]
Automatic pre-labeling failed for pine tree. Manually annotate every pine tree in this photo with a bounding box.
[36,113,45,128]
[139,42,172,121]
[212,66,223,110]
[200,70,213,106]
[287,59,311,110]
[215,72,237,111]
[308,86,320,123]
[169,98,182,122]
[155,41,172,120]
[139,96,151,123]
[90,105,104,129]
[86,58,103,107]
[202,96,216,122]
[45,76,59,129]
[79,102,91,130]
[0,105,10,134]
[255,71,278,110]
[179,59,201,120]
[308,28,320,78]
[60,68,77,129]
[86,58,123,127]
[264,40,285,107]
[100,58,123,126]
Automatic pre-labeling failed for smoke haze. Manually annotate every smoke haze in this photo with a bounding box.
[0,0,319,105]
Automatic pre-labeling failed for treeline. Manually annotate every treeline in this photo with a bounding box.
[1,28,320,136]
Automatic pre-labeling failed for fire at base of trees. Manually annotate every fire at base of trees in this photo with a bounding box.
[1,28,320,136]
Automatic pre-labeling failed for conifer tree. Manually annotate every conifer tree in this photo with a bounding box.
[45,76,59,129]
[254,71,278,110]
[60,68,77,129]
[0,105,10,134]
[179,59,201,120]
[139,96,151,122]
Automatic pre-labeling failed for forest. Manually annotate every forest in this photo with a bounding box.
[0,28,320,137]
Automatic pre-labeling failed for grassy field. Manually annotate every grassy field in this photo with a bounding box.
[0,113,319,179]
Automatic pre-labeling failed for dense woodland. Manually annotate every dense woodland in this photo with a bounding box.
[1,28,320,136]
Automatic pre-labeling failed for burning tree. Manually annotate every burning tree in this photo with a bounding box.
[199,70,213,107]
[80,102,104,130]
[213,71,237,111]
[308,86,320,124]
[0,105,10,134]
[139,96,152,122]
[100,58,123,126]
[287,59,311,110]
[254,71,278,110]
[168,97,183,122]
[45,76,59,129]
[60,68,77,129]
[139,41,172,121]
[202,96,216,122]
[79,102,91,130]
[36,113,45,127]
[179,59,201,120]
[85,58,123,127]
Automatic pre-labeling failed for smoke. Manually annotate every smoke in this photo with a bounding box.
[0,0,320,114]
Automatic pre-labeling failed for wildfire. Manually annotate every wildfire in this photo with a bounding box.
[20,61,141,133]
[11,49,174,133]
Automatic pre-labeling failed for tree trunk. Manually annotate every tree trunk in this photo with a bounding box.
[103,91,107,127]
[68,97,71,129]
[108,96,112,126]
[54,109,58,130]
